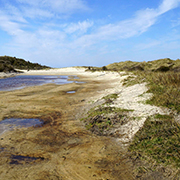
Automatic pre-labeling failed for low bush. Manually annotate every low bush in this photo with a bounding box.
[0,56,50,70]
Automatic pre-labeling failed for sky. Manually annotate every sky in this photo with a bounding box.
[0,0,180,67]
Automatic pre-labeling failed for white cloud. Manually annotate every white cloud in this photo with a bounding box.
[0,0,180,66]
[21,6,54,19]
[16,0,89,17]
[65,20,94,34]
[48,0,89,13]
[69,0,180,49]
[172,17,180,27]
[0,0,89,22]
[0,11,24,36]
[158,0,180,13]
[97,0,180,39]
[2,4,27,23]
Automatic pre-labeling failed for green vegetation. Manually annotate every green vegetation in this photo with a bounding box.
[0,63,15,73]
[83,91,133,135]
[129,114,180,167]
[87,106,132,117]
[84,65,109,72]
[107,58,180,72]
[122,71,180,113]
[85,58,180,172]
[86,58,180,113]
[109,59,180,171]
[146,72,180,113]
[83,105,133,135]
[102,93,119,104]
[102,93,119,100]
[0,55,50,72]
[85,58,180,73]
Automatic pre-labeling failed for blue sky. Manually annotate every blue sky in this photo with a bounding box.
[0,0,180,67]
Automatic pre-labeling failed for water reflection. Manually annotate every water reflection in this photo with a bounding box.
[0,75,75,91]
[67,91,76,94]
[0,118,42,136]
[10,155,45,165]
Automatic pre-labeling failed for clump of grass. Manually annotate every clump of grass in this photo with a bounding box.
[122,75,139,86]
[102,93,119,104]
[102,93,118,100]
[88,106,132,117]
[83,106,133,135]
[129,114,180,167]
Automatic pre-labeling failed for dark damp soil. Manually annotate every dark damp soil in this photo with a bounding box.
[10,155,45,165]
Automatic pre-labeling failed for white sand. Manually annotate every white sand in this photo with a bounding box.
[0,72,18,79]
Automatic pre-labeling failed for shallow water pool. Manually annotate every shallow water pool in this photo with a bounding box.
[67,91,76,93]
[0,75,75,91]
[0,118,43,136]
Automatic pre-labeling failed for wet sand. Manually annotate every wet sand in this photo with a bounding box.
[0,68,134,180]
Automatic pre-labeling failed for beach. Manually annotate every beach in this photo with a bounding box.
[0,67,168,179]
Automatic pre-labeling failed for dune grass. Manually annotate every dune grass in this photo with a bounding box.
[123,71,180,113]
[129,114,180,167]
[123,68,180,171]
[85,58,180,170]
[145,72,180,113]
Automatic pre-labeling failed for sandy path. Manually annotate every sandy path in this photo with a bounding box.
[0,67,134,180]
[0,67,169,179]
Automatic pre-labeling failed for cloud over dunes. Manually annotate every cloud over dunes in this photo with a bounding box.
[0,0,180,66]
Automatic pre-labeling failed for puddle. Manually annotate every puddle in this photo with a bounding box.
[0,75,85,91]
[0,118,43,136]
[0,75,76,91]
[10,155,45,165]
[74,81,85,84]
[0,147,4,151]
[67,91,76,94]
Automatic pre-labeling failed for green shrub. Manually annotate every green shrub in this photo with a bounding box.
[0,56,50,70]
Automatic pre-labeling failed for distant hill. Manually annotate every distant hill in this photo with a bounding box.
[106,58,180,72]
[0,56,50,72]
[85,58,180,72]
